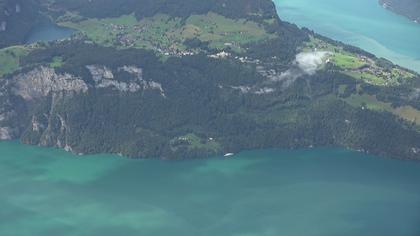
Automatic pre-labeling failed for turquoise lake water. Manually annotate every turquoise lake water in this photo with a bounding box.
[273,0,420,72]
[3,1,420,235]
[25,23,74,44]
[1,141,420,236]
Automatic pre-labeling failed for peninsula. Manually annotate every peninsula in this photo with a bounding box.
[0,0,419,159]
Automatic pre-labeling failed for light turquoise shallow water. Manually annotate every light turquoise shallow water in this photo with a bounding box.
[1,141,420,236]
[273,0,420,72]
[5,2,420,234]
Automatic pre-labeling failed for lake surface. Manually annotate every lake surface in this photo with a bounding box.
[273,0,420,72]
[5,4,420,234]
[25,23,75,44]
[1,141,420,236]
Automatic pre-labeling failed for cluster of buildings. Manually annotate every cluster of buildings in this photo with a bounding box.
[105,22,199,56]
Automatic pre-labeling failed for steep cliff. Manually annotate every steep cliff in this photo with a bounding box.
[0,0,419,159]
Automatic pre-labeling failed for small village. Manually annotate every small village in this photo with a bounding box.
[105,22,199,56]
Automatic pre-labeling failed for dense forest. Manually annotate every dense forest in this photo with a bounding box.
[0,38,417,159]
[0,0,47,48]
[51,0,278,21]
[0,0,419,159]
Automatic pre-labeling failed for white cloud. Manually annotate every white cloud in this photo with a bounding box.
[295,51,330,75]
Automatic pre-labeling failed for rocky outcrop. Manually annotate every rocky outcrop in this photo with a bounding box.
[118,65,143,79]
[0,127,12,140]
[36,93,70,148]
[12,67,88,100]
[0,67,89,141]
[87,65,165,96]
[87,65,141,92]
[0,63,167,145]
[120,65,165,96]
[0,79,21,140]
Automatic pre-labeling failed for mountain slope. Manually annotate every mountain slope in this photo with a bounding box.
[380,0,420,23]
[0,0,419,159]
[0,0,48,48]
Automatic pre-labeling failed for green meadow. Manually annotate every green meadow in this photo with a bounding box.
[59,13,275,53]
[0,46,29,76]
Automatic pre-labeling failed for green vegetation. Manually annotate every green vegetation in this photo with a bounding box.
[344,94,392,111]
[0,0,419,160]
[301,36,337,52]
[343,94,420,124]
[302,36,416,86]
[49,0,278,23]
[8,40,417,159]
[49,56,63,68]
[184,13,275,51]
[331,52,366,70]
[171,133,221,153]
[59,12,276,54]
[0,46,28,76]
[344,71,385,85]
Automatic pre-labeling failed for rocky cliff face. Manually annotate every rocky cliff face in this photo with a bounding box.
[0,63,168,149]
[1,50,419,160]
[12,66,88,100]
[0,78,25,140]
[85,65,165,95]
[0,0,419,160]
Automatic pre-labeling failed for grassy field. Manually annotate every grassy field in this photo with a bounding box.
[344,94,390,111]
[0,46,29,77]
[331,53,366,70]
[49,56,64,68]
[391,68,415,83]
[343,94,420,124]
[302,36,417,86]
[60,13,275,54]
[344,71,385,85]
[171,133,222,153]
[395,106,420,124]
[343,69,414,86]
[301,36,338,52]
[184,12,274,50]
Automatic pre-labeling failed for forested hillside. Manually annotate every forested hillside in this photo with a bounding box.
[50,0,278,20]
[0,0,419,159]
[0,0,48,48]
[380,0,420,23]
